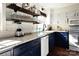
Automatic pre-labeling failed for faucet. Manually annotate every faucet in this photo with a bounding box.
[43,24,46,31]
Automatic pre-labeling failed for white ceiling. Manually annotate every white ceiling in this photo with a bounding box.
[39,3,77,9]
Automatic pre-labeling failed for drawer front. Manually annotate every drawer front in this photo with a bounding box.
[60,32,68,36]
[55,32,68,40]
[60,32,69,39]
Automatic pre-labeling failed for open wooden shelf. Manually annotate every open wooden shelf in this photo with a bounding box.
[7,4,39,17]
[40,11,47,17]
[7,19,40,24]
[7,4,47,17]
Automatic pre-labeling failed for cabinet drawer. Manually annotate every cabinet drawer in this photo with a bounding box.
[60,32,68,37]
[60,32,69,40]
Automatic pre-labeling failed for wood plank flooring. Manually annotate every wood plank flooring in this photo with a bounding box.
[48,47,79,56]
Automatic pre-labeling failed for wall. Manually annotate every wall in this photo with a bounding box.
[0,3,35,38]
[50,4,79,31]
[6,5,35,34]
[45,8,50,25]
[6,6,34,33]
[0,3,2,31]
[0,3,6,31]
[0,3,50,38]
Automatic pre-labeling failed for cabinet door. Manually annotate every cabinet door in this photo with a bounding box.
[49,33,55,51]
[66,10,76,18]
[21,40,41,56]
[60,32,69,49]
[55,32,69,49]
[32,45,41,56]
[21,44,41,56]
[13,43,32,56]
[13,39,41,56]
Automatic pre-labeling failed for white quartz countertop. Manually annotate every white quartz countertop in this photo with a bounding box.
[0,31,55,53]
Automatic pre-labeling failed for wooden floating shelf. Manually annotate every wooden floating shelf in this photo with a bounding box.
[7,4,47,17]
[7,19,40,24]
[40,11,47,17]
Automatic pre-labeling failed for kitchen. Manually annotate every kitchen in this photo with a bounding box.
[0,3,79,56]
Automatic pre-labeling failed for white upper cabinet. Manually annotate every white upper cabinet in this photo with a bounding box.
[66,10,75,18]
[75,9,79,16]
[54,12,67,24]
[66,8,79,19]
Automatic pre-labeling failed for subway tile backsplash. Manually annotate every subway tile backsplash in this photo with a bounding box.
[0,21,35,38]
[6,21,34,33]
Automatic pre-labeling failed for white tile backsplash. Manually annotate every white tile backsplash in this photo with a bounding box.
[0,21,35,38]
[6,21,34,33]
[33,24,43,32]
[0,31,15,38]
[21,22,34,33]
[6,21,17,31]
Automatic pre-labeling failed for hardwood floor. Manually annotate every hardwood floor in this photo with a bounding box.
[48,47,79,56]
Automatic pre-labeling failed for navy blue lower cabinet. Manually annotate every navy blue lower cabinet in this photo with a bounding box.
[54,32,69,49]
[13,39,41,56]
[60,32,69,49]
[49,33,55,51]
[20,50,33,56]
[32,45,41,56]
[21,45,41,56]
